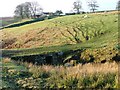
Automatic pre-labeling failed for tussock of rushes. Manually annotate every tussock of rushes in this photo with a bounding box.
[15,61,119,88]
[27,61,118,77]
[69,62,118,76]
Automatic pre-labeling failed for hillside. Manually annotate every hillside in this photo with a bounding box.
[2,12,118,49]
[1,11,119,63]
[1,11,119,89]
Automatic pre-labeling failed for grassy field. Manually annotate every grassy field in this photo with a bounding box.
[1,11,120,89]
[2,11,118,57]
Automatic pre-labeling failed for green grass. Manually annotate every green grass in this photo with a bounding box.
[3,62,26,70]
[2,59,27,71]
[1,58,28,88]
[2,12,118,57]
[1,11,119,89]
[3,14,117,34]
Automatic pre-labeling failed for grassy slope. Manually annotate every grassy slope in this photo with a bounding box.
[2,12,118,57]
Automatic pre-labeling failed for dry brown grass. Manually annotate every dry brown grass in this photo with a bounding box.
[2,27,66,49]
[4,60,118,88]
[2,58,11,63]
[27,61,118,77]
[68,62,118,75]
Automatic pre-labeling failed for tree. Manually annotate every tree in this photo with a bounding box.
[87,0,99,12]
[26,1,43,18]
[23,2,31,18]
[116,0,120,10]
[14,4,25,19]
[14,1,43,19]
[55,10,63,16]
[73,0,82,14]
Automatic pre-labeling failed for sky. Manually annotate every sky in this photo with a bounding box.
[0,0,118,17]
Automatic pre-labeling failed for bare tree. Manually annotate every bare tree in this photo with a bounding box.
[73,0,82,14]
[26,2,43,18]
[23,2,31,18]
[87,0,99,12]
[14,4,25,19]
[14,1,43,19]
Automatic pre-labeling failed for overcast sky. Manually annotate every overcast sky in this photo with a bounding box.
[0,0,118,17]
